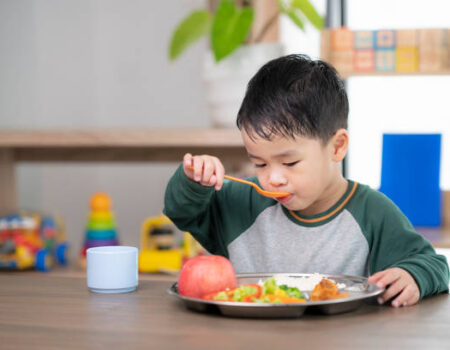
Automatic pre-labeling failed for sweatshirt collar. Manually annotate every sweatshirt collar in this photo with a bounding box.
[283,180,358,227]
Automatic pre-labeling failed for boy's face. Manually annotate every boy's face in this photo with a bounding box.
[241,129,344,214]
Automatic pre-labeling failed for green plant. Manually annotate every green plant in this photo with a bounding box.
[169,0,324,62]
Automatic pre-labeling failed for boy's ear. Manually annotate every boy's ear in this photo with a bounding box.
[329,129,349,162]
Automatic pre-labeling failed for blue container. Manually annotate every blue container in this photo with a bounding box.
[379,134,441,227]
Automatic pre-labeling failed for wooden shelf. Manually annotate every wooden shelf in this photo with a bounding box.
[0,128,246,162]
[339,70,450,79]
[320,28,450,79]
[0,128,244,147]
[0,128,248,213]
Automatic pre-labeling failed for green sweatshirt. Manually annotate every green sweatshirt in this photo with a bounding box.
[164,165,449,299]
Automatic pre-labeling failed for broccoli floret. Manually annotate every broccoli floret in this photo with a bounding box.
[279,284,304,299]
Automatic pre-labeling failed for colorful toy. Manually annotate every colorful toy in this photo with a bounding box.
[354,31,374,50]
[0,212,69,271]
[419,29,448,72]
[139,215,205,274]
[321,27,449,75]
[331,27,353,51]
[354,49,375,72]
[375,30,396,50]
[396,29,418,47]
[78,192,119,269]
[375,49,395,72]
[396,47,419,72]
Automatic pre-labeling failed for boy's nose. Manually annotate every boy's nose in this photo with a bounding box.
[268,172,288,187]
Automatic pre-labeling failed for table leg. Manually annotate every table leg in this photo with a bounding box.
[0,149,17,215]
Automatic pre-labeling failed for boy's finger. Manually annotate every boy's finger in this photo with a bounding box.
[213,158,225,190]
[202,158,215,185]
[391,285,417,307]
[375,269,401,289]
[208,175,217,187]
[183,153,193,167]
[183,154,195,179]
[405,290,420,306]
[378,279,405,305]
[368,270,387,283]
[192,157,204,182]
[395,285,420,307]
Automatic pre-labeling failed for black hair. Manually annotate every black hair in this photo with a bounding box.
[236,54,348,144]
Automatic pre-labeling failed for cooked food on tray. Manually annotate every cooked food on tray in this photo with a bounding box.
[310,278,349,301]
[202,277,306,303]
[272,273,346,291]
[200,275,347,304]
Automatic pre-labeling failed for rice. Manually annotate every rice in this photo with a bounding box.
[266,273,346,291]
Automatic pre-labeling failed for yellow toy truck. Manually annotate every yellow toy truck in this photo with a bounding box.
[138,215,205,274]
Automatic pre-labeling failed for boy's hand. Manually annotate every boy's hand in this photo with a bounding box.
[368,267,420,307]
[183,153,225,191]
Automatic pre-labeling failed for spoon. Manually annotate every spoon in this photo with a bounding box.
[186,166,291,198]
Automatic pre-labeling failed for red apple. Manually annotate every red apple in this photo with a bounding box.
[178,255,237,298]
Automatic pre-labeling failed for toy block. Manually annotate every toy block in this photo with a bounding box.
[420,49,444,72]
[320,29,332,62]
[396,29,418,47]
[331,27,354,51]
[354,49,375,72]
[448,29,450,69]
[396,47,419,72]
[375,30,396,50]
[419,28,445,48]
[375,49,395,72]
[419,29,448,71]
[354,31,375,49]
[330,50,354,75]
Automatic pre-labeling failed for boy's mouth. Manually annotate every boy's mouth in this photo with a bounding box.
[276,194,293,203]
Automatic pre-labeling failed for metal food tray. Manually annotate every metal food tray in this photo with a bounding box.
[167,273,384,318]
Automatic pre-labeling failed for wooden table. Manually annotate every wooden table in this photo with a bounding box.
[0,271,449,350]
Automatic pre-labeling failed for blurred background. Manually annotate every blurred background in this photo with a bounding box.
[0,0,449,261]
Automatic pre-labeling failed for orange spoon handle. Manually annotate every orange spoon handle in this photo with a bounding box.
[185,165,291,198]
[223,175,290,197]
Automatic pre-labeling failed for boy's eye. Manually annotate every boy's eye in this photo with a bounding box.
[283,161,299,167]
[254,163,266,168]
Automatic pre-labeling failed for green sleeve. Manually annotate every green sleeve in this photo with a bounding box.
[163,164,275,257]
[354,189,449,299]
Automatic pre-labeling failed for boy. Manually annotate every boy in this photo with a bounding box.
[164,54,449,307]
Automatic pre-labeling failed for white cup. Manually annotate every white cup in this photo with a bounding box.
[87,246,138,293]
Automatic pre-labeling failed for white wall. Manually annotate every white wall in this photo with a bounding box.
[281,0,324,60]
[0,0,208,255]
[346,0,450,189]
